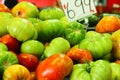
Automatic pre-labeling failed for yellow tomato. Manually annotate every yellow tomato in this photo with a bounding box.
[3,64,31,80]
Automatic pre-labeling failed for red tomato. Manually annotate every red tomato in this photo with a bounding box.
[0,34,21,53]
[18,53,39,72]
[36,54,73,80]
[67,48,93,63]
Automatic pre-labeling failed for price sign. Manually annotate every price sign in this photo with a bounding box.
[60,0,97,22]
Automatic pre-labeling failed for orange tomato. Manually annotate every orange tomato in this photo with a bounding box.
[67,48,93,63]
[96,16,120,33]
[0,4,11,12]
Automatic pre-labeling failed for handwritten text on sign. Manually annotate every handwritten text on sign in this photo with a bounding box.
[60,0,97,22]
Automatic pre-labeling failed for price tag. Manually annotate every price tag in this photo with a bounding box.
[60,0,97,22]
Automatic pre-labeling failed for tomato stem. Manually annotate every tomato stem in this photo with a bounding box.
[86,60,91,73]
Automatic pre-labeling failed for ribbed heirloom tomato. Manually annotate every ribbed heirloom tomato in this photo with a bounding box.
[3,64,31,80]
[96,16,120,33]
[66,48,93,63]
[70,60,111,80]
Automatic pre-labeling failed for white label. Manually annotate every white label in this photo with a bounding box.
[60,0,97,22]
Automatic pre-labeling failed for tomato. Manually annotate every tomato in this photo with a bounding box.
[39,7,64,20]
[36,54,73,80]
[0,34,21,53]
[0,4,11,12]
[18,53,39,72]
[0,12,14,37]
[3,64,31,80]
[88,14,99,27]
[70,60,111,80]
[110,62,120,80]
[7,17,38,42]
[78,34,113,60]
[96,16,120,33]
[0,51,18,78]
[60,16,70,28]
[64,21,85,46]
[20,40,45,57]
[111,30,120,59]
[0,42,8,51]
[37,19,65,43]
[66,48,93,63]
[44,37,70,57]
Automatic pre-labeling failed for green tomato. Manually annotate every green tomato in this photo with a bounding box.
[37,19,65,43]
[28,18,42,28]
[28,18,43,40]
[20,40,44,57]
[88,14,99,27]
[0,51,18,78]
[0,12,13,19]
[60,16,70,28]
[70,60,111,80]
[85,31,101,38]
[0,43,8,51]
[85,31,112,39]
[111,63,120,80]
[7,17,38,42]
[39,7,65,20]
[44,37,70,57]
[78,35,113,59]
[0,12,14,37]
[64,21,86,46]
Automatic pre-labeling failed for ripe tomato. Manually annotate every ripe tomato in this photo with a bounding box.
[67,48,93,63]
[18,53,39,72]
[0,34,21,53]
[3,64,31,80]
[36,54,73,80]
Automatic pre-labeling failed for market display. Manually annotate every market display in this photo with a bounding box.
[0,1,120,80]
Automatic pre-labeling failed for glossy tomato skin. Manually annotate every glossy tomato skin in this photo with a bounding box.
[39,7,64,20]
[110,62,120,80]
[7,17,38,42]
[96,16,120,33]
[36,54,73,80]
[44,37,70,58]
[64,21,85,46]
[18,53,39,72]
[0,51,18,78]
[37,19,65,43]
[78,34,112,60]
[0,34,21,53]
[66,48,93,63]
[3,64,31,80]
[70,60,111,80]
